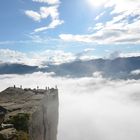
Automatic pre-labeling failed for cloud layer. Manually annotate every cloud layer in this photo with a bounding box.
[0,49,76,66]
[0,73,140,140]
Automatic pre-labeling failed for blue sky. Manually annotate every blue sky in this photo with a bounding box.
[0,0,140,65]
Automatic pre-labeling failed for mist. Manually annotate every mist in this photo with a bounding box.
[0,72,140,140]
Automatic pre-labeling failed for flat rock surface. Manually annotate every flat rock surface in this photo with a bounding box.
[0,128,17,140]
[0,87,49,118]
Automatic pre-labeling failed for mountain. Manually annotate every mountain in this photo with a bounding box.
[0,63,40,74]
[45,56,140,79]
[0,57,140,79]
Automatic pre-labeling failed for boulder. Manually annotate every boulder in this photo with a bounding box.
[0,128,17,140]
[0,106,7,125]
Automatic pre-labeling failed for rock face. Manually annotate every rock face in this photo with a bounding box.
[0,106,7,125]
[30,89,59,140]
[0,86,59,140]
[0,128,17,140]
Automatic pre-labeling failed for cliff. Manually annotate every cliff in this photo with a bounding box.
[0,86,59,140]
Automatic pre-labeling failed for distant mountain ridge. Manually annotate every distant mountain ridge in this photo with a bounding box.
[0,56,140,79]
[46,56,140,79]
[0,63,40,74]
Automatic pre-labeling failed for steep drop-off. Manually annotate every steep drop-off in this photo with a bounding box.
[0,86,59,140]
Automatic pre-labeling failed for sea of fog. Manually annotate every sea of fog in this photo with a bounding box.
[0,72,140,140]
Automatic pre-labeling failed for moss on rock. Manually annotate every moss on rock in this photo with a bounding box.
[6,113,30,133]
[17,131,29,140]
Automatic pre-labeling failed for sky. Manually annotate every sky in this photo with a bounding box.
[0,1,140,138]
[0,0,140,65]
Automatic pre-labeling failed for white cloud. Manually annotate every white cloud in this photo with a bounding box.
[87,0,107,7]
[31,50,76,65]
[40,6,59,20]
[0,73,140,140]
[60,0,140,44]
[0,49,139,67]
[0,49,76,66]
[0,49,42,66]
[35,19,64,32]
[78,55,96,61]
[34,6,64,32]
[94,23,104,30]
[105,0,140,14]
[119,52,140,58]
[84,48,95,52]
[95,11,105,20]
[77,48,97,61]
[131,69,140,75]
[60,15,140,44]
[0,48,100,66]
[88,23,104,32]
[25,5,63,32]
[32,0,60,5]
[107,51,140,59]
[86,0,140,12]
[0,49,26,63]
[109,51,121,59]
[92,71,103,78]
[25,10,41,21]
[59,34,93,43]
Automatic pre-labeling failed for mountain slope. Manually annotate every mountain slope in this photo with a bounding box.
[0,57,140,79]
[45,56,140,79]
